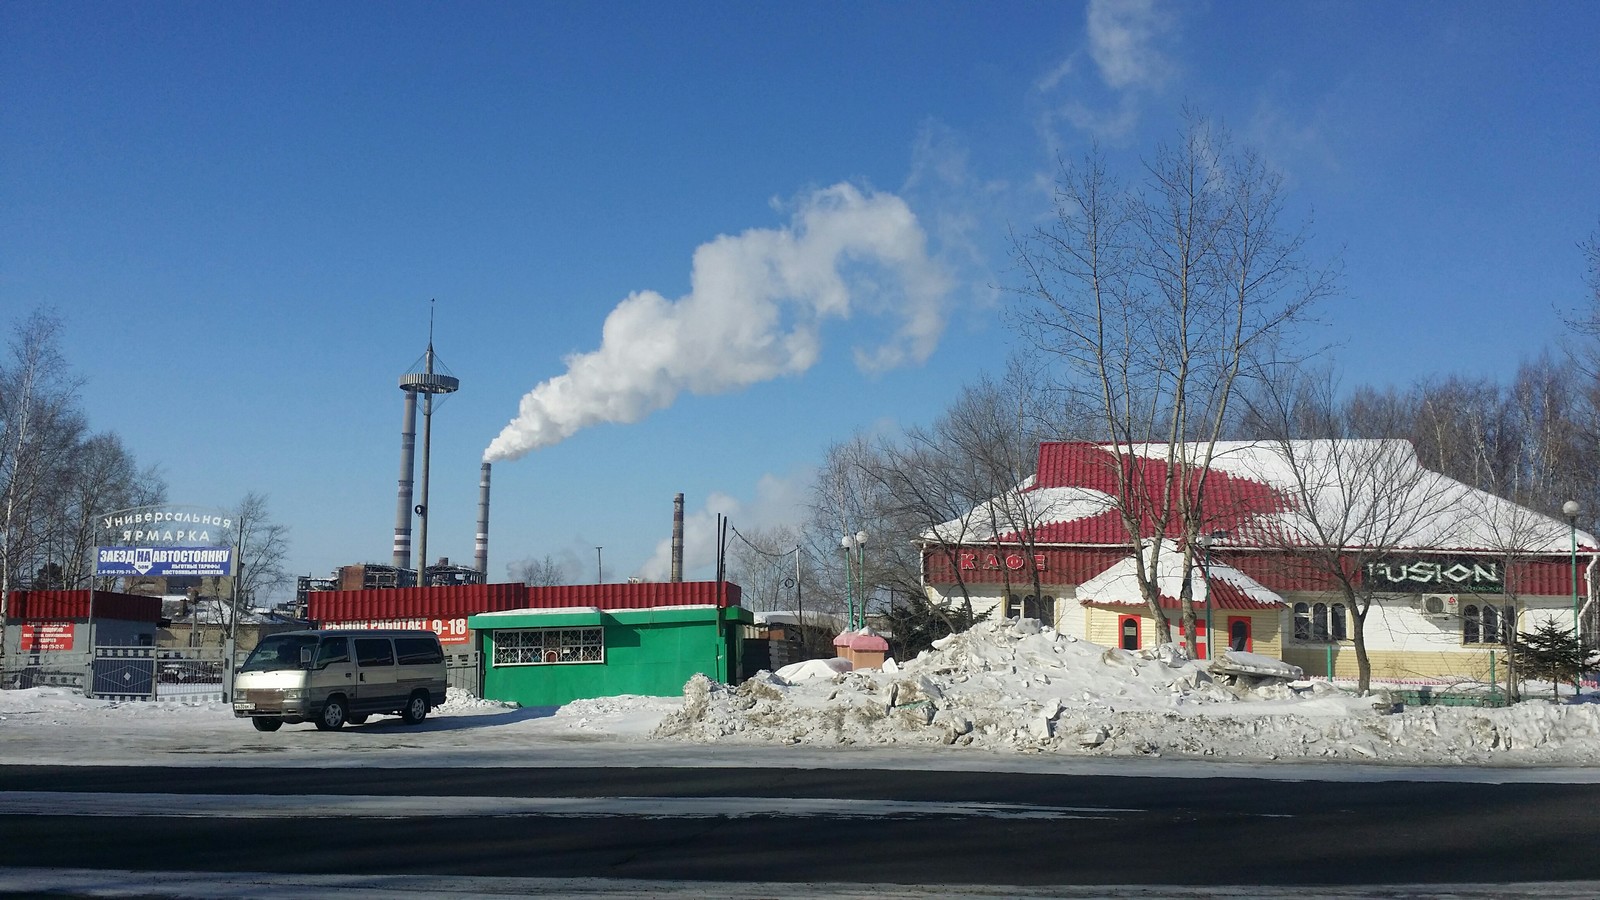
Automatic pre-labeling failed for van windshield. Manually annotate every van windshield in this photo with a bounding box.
[240,635,320,672]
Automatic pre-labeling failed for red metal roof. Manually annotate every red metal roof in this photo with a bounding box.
[309,580,742,623]
[1024,443,1294,542]
[523,581,740,610]
[5,590,161,623]
[310,582,527,623]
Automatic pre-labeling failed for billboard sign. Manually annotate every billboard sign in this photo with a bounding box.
[99,506,233,546]
[1363,557,1504,594]
[96,546,236,578]
[21,622,75,653]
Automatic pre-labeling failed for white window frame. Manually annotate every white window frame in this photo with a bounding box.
[493,627,605,666]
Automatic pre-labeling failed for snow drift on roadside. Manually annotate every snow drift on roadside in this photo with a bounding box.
[653,618,1600,765]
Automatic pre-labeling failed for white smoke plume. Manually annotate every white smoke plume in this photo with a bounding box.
[484,183,950,463]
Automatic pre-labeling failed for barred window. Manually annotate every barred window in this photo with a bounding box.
[493,627,604,666]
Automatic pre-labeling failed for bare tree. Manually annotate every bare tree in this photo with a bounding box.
[806,436,912,630]
[872,367,1057,627]
[1010,116,1335,650]
[0,309,86,608]
[727,524,813,614]
[1242,368,1461,694]
[55,434,167,588]
[508,554,570,587]
[198,492,291,641]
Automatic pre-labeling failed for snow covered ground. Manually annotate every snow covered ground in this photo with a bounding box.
[4,618,1600,776]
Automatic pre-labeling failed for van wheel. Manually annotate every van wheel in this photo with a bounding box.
[251,717,282,732]
[346,713,369,725]
[401,691,430,725]
[315,696,348,731]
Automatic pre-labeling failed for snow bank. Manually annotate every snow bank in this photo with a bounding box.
[653,619,1600,765]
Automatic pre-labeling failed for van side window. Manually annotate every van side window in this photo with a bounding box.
[316,637,351,667]
[355,638,395,667]
[395,637,444,666]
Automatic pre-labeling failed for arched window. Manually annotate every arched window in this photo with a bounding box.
[1229,618,1250,652]
[1483,604,1500,645]
[1462,605,1481,644]
[1006,594,1058,626]
[1293,602,1311,641]
[1119,615,1141,650]
[1312,603,1330,641]
[1331,604,1348,641]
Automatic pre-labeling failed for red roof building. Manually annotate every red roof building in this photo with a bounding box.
[920,441,1597,683]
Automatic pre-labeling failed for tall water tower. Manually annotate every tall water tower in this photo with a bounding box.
[393,310,459,584]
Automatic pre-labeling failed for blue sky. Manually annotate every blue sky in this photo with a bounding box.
[4,2,1597,595]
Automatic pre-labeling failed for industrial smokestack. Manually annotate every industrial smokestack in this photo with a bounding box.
[392,389,419,569]
[475,462,492,577]
[671,492,685,583]
[396,313,461,587]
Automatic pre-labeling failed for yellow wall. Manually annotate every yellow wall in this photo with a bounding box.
[1281,645,1510,682]
[1083,606,1282,658]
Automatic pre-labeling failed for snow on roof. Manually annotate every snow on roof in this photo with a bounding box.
[1074,539,1283,610]
[946,440,1596,554]
[923,486,1116,543]
[472,605,604,618]
[1194,440,1596,553]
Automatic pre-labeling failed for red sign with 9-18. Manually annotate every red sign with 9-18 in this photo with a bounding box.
[327,617,470,644]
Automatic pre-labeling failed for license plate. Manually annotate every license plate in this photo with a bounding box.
[233,702,254,710]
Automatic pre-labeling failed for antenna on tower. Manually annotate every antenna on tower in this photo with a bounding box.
[392,302,459,582]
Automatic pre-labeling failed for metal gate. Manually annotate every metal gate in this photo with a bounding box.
[446,649,480,697]
[90,646,230,701]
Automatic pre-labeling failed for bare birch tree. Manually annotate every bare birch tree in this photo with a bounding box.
[0,309,84,608]
[1010,116,1335,649]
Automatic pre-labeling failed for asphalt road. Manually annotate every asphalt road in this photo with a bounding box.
[2,764,1598,889]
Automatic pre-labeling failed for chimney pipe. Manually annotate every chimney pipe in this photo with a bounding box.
[475,462,492,578]
[392,389,418,569]
[671,492,685,583]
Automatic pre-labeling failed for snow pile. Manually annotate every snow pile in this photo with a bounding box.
[654,619,1600,764]
[775,657,854,683]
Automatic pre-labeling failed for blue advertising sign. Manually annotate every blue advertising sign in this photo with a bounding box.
[96,546,236,577]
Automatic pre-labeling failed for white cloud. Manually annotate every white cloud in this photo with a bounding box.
[1086,0,1176,91]
[1034,0,1180,144]
[484,183,952,463]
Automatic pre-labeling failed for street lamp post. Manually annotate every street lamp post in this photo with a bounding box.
[1564,500,1580,645]
[1197,531,1227,660]
[840,531,868,630]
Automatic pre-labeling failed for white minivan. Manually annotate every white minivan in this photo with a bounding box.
[232,629,448,732]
